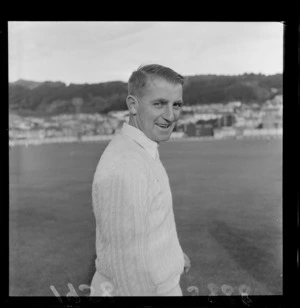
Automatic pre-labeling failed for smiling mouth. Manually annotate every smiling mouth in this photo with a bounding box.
[155,123,171,129]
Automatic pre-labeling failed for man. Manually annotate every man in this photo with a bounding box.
[91,64,191,296]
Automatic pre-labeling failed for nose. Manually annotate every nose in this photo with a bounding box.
[163,105,175,122]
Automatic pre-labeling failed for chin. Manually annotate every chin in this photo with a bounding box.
[158,135,172,143]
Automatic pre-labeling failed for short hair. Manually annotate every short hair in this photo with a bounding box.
[128,64,185,98]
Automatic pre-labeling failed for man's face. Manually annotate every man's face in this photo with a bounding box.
[133,77,183,143]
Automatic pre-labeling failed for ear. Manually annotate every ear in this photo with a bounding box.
[126,95,138,115]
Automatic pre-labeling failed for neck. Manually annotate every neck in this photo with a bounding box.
[128,116,159,145]
[128,116,138,129]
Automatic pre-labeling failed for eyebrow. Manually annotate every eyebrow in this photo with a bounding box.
[152,98,184,104]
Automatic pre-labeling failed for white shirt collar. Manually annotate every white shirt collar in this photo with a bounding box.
[121,122,159,160]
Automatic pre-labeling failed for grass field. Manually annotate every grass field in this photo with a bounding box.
[9,138,282,296]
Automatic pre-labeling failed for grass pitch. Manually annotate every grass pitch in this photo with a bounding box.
[9,138,282,296]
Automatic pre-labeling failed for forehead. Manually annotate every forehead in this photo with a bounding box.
[142,77,183,100]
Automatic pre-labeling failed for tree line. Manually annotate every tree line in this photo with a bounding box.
[9,73,282,116]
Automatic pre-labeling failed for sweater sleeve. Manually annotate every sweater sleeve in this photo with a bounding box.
[92,156,155,296]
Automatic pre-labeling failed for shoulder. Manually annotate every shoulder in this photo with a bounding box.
[93,154,150,196]
[93,140,148,183]
[101,133,145,162]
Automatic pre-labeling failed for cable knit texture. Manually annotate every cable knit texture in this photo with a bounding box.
[91,122,185,296]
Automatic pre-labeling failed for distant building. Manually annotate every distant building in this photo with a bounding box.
[45,127,63,138]
[62,127,76,137]
[109,110,130,121]
[224,113,235,127]
[271,94,283,105]
[184,122,214,137]
[234,116,261,129]
[10,128,45,139]
[216,113,236,127]
[261,113,282,129]
[260,100,282,129]
[96,126,106,135]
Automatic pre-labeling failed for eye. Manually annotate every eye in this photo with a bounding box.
[153,102,163,107]
[174,102,183,109]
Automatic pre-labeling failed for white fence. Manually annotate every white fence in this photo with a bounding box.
[9,135,114,147]
[242,128,282,136]
[9,128,282,147]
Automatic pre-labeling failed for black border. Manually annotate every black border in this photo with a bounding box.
[281,17,299,307]
[2,16,298,308]
[1,18,10,305]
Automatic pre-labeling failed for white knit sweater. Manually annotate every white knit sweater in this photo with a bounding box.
[91,122,185,296]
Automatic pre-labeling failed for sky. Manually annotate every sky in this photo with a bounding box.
[8,21,284,85]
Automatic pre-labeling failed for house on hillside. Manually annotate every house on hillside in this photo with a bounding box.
[45,127,63,138]
[213,112,236,128]
[221,113,236,127]
[261,113,282,129]
[260,100,282,129]
[62,127,76,137]
[184,122,214,137]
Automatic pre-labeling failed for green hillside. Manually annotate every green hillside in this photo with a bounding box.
[9,73,282,116]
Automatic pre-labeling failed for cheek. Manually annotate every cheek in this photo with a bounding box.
[174,110,181,120]
[147,111,162,124]
[141,114,157,128]
[140,106,163,127]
